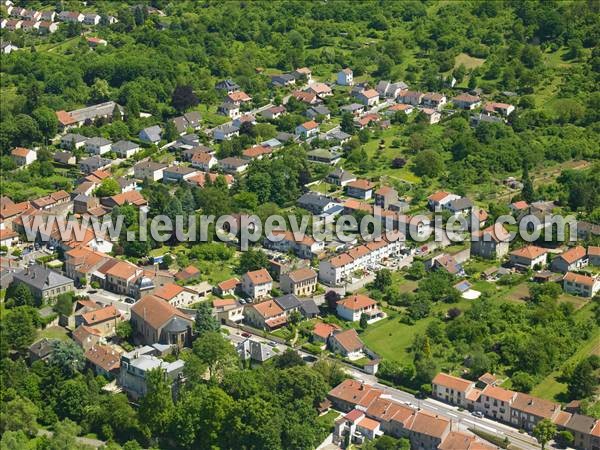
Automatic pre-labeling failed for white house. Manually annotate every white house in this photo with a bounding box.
[213,124,239,141]
[563,272,600,298]
[85,137,112,155]
[336,294,380,322]
[133,161,167,182]
[111,140,140,158]
[241,268,273,300]
[355,89,380,106]
[295,120,320,139]
[190,152,217,171]
[11,147,36,167]
[337,68,354,86]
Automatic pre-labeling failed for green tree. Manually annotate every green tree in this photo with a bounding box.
[412,150,444,178]
[373,268,392,291]
[33,106,59,139]
[115,321,132,340]
[139,368,175,438]
[55,378,91,422]
[510,372,535,393]
[194,301,220,336]
[95,178,121,197]
[238,248,269,274]
[49,340,85,377]
[532,419,556,450]
[567,358,597,400]
[5,283,35,308]
[359,313,369,330]
[407,261,426,280]
[1,306,39,355]
[555,431,574,448]
[0,396,39,437]
[90,78,111,103]
[163,120,179,142]
[521,164,535,203]
[53,293,73,316]
[191,331,239,380]
[274,349,305,369]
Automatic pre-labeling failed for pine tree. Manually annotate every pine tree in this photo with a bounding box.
[521,163,535,203]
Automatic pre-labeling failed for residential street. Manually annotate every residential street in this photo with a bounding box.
[224,325,547,450]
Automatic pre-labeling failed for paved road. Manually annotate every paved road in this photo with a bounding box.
[222,324,546,450]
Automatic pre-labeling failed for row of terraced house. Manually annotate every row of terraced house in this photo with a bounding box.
[432,372,600,450]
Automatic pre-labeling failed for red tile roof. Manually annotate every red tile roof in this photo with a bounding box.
[227,91,252,102]
[347,179,373,191]
[80,305,120,326]
[428,191,452,202]
[153,283,184,301]
[432,373,474,393]
[251,299,284,318]
[11,147,32,157]
[55,110,76,126]
[338,294,376,311]
[331,328,364,352]
[130,294,191,329]
[312,321,341,339]
[301,120,319,130]
[564,272,597,287]
[510,245,547,260]
[558,246,586,264]
[84,344,121,372]
[245,268,272,285]
[217,277,239,291]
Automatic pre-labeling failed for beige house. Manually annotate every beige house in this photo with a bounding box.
[213,298,244,324]
[474,385,516,423]
[563,272,600,298]
[241,268,273,300]
[11,147,36,167]
[280,267,317,296]
[431,373,476,409]
[244,299,287,330]
[75,304,122,337]
[509,245,548,269]
[471,224,510,259]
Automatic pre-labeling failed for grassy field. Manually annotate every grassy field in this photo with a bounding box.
[532,317,600,401]
[37,326,70,342]
[531,301,599,399]
[454,53,486,69]
[359,299,474,365]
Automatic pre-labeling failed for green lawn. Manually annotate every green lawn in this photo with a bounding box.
[37,326,70,342]
[454,52,486,70]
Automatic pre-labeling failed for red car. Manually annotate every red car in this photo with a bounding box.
[241,332,251,338]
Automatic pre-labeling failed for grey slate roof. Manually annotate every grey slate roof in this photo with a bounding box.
[140,125,162,142]
[300,299,320,317]
[62,133,88,144]
[237,338,275,363]
[86,137,112,146]
[274,294,302,311]
[111,140,139,153]
[447,197,474,211]
[163,316,191,333]
[68,101,123,123]
[13,265,73,291]
[298,192,334,209]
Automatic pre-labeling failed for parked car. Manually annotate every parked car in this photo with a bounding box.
[241,332,251,338]
[124,297,136,304]
[472,411,484,418]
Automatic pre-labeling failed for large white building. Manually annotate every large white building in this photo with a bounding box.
[318,233,404,286]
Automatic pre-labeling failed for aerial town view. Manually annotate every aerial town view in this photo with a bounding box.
[0,1,599,449]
